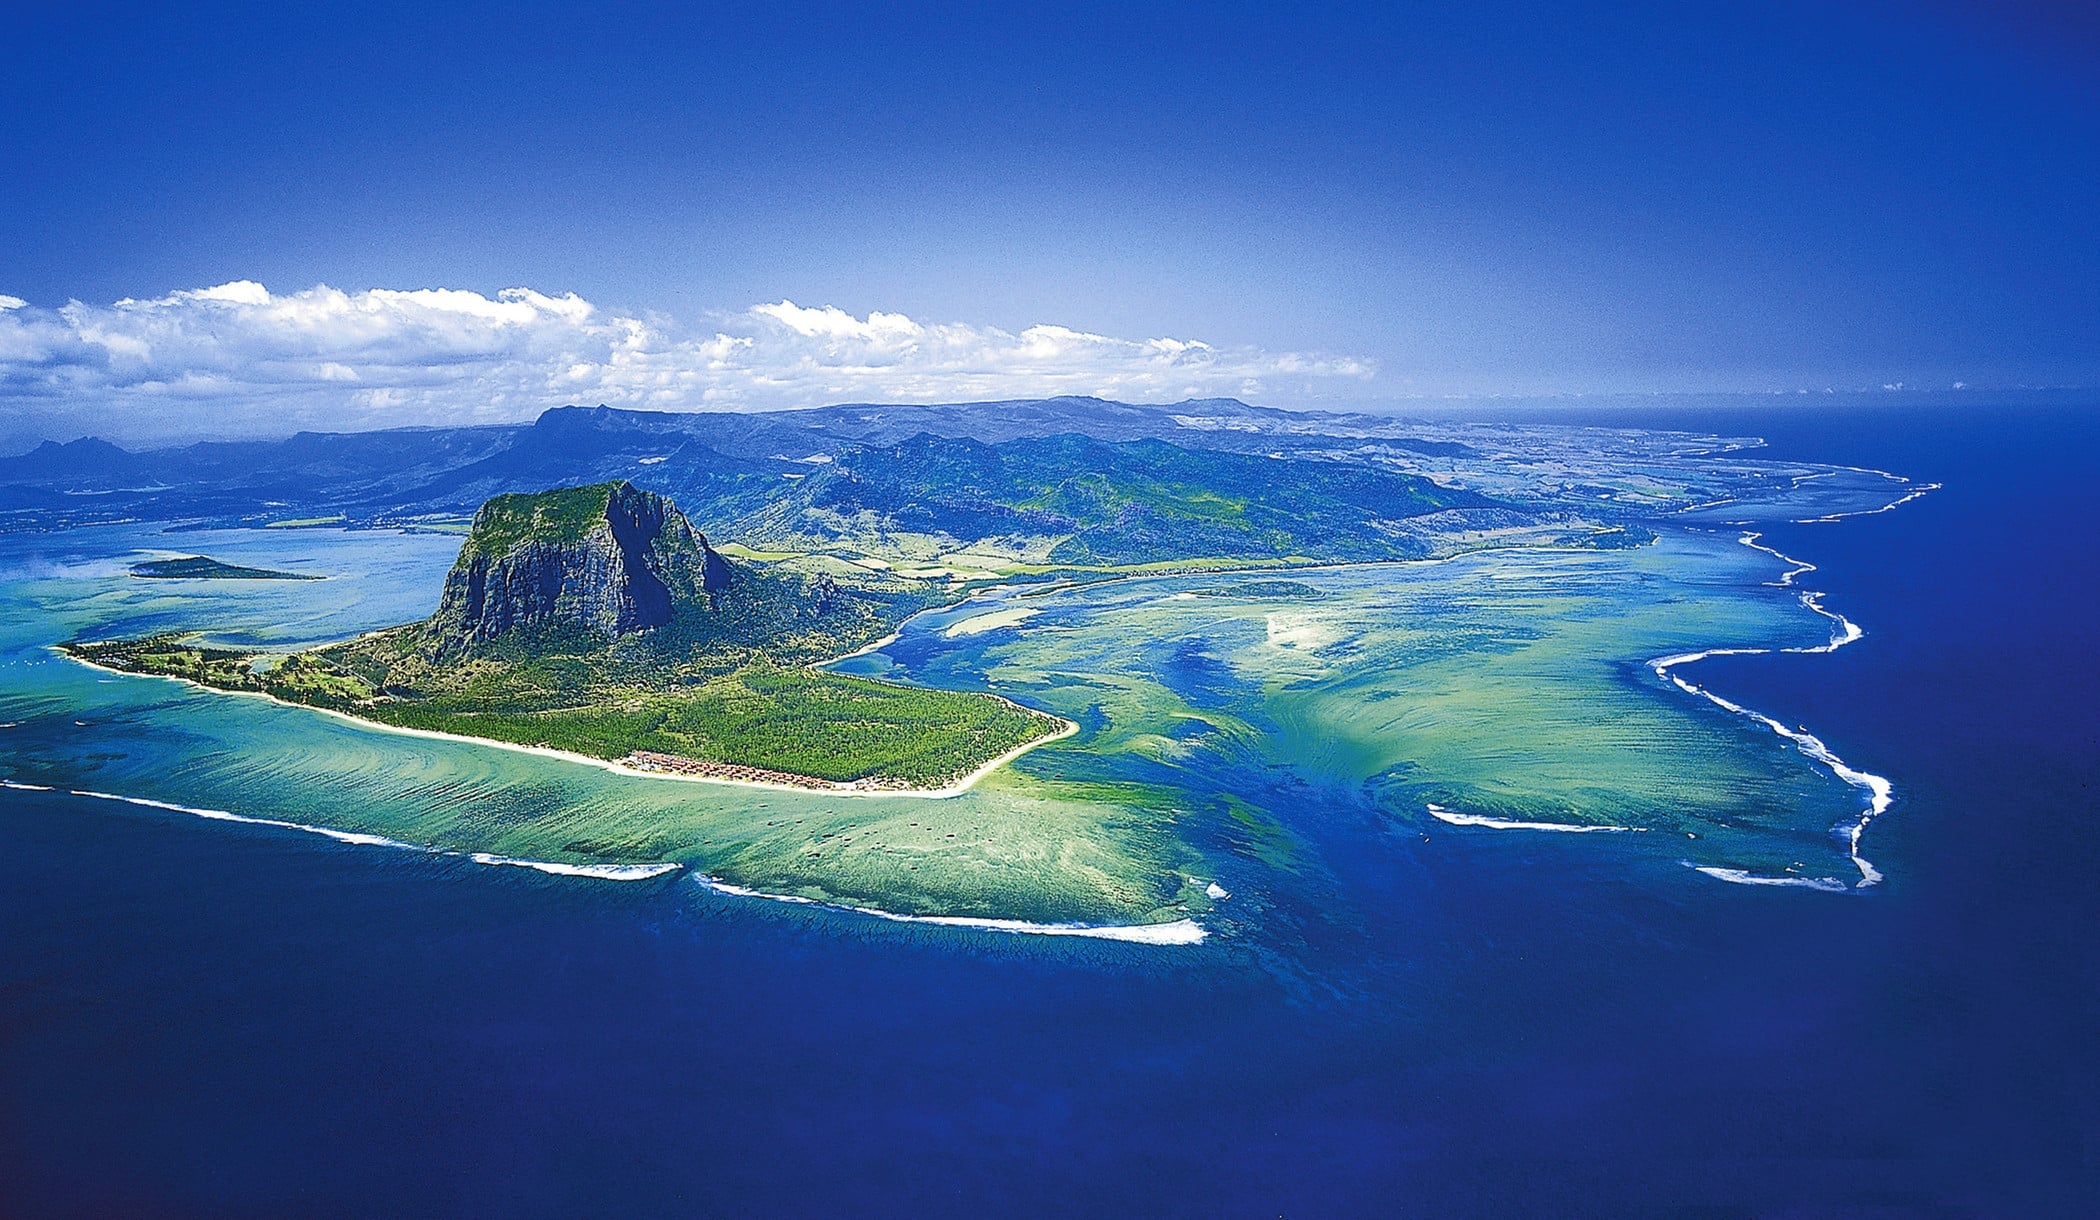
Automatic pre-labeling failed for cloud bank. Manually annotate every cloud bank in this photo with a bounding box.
[0,282,1375,444]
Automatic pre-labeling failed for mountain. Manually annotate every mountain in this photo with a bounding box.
[0,437,144,483]
[0,423,522,523]
[0,398,1482,530]
[710,431,1502,563]
[64,481,1043,790]
[427,481,732,649]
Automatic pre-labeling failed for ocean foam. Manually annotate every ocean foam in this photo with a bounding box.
[3,780,680,882]
[467,852,684,881]
[1688,864,1850,892]
[1794,480,1940,524]
[1737,531,1816,587]
[52,785,435,851]
[1652,624,1892,888]
[1787,591,1864,653]
[1426,803,1637,833]
[693,874,1207,944]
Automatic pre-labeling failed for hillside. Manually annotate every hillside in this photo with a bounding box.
[0,398,1773,550]
[68,481,1063,790]
[705,432,1497,564]
[0,397,1512,531]
[428,481,732,648]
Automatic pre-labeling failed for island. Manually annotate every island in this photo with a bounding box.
[24,402,1932,924]
[129,555,322,580]
[73,481,1067,791]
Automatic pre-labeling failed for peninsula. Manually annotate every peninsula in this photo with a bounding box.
[71,482,1065,791]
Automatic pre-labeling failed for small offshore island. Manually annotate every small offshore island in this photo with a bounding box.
[74,482,1065,792]
[18,399,1936,928]
[129,555,321,580]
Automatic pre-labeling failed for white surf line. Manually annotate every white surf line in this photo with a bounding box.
[1660,673,1889,888]
[1737,531,1816,587]
[1687,865,1850,893]
[1794,476,1940,524]
[1425,803,1639,834]
[463,853,686,881]
[1676,464,1933,524]
[1647,549,1891,890]
[1,777,1178,933]
[1735,532,1864,653]
[0,779,684,881]
[692,874,1208,946]
[1788,590,1864,654]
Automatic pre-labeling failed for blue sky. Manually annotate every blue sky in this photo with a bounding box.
[0,1,2094,441]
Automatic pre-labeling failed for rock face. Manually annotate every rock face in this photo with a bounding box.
[430,481,731,648]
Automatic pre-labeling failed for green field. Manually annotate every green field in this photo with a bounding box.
[65,638,1061,788]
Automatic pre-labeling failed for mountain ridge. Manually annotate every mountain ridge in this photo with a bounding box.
[428,481,733,650]
[0,397,1489,530]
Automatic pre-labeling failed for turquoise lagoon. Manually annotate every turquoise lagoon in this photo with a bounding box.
[0,519,1881,932]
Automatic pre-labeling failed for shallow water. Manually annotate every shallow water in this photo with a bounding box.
[1,501,1877,930]
[1,405,2093,1215]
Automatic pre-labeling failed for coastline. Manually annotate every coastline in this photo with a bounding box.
[691,874,1207,945]
[59,651,1079,801]
[62,534,1535,803]
[1381,517,1898,890]
[1645,529,1894,889]
[0,779,1205,943]
[829,499,1913,888]
[47,474,1922,911]
[0,778,686,881]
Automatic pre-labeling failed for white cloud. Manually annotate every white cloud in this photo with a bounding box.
[0,281,1376,442]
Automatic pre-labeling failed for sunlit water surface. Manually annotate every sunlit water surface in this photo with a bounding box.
[1,407,2093,1215]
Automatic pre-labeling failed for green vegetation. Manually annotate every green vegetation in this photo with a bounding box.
[72,481,1065,791]
[65,635,1062,787]
[689,432,1496,566]
[375,661,1054,785]
[462,482,617,556]
[30,413,1904,920]
[69,636,268,687]
[1191,579,1325,599]
[129,556,321,580]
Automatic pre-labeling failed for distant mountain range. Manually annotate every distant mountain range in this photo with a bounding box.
[712,431,1497,564]
[0,397,1477,532]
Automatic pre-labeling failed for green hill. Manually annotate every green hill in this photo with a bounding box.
[699,432,1499,563]
[71,481,1062,789]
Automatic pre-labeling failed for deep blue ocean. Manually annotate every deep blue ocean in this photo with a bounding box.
[2,404,2093,1217]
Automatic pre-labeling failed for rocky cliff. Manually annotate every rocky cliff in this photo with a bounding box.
[428,481,731,648]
